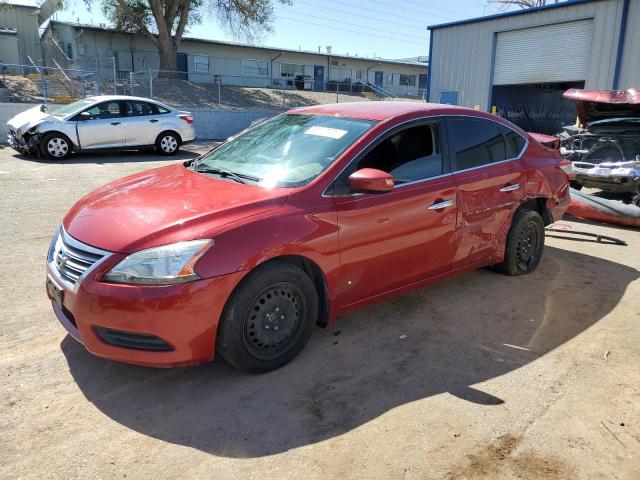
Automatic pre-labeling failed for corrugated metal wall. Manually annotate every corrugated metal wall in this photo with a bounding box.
[429,0,629,110]
[619,0,640,89]
[0,5,41,63]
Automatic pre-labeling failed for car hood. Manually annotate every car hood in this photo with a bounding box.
[564,88,640,125]
[63,164,291,253]
[6,105,61,136]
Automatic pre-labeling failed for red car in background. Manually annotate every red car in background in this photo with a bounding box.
[46,102,570,373]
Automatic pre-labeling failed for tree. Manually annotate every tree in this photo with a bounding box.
[488,0,560,8]
[83,0,289,72]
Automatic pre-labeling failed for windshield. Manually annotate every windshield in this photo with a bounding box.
[48,99,96,116]
[194,114,376,187]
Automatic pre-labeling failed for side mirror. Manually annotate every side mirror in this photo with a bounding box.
[40,104,48,113]
[348,168,394,193]
[79,111,92,121]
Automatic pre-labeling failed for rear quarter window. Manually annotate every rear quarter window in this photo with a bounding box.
[448,117,508,170]
[500,125,527,159]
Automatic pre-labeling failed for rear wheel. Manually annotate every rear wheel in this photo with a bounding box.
[495,209,545,276]
[41,133,72,160]
[155,131,180,155]
[216,261,318,373]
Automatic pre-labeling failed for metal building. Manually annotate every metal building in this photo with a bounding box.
[427,0,639,133]
[0,0,59,65]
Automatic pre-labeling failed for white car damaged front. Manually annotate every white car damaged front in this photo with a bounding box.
[6,104,69,156]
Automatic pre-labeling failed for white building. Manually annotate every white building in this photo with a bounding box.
[42,20,428,98]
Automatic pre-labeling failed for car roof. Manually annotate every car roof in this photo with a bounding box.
[86,95,167,104]
[289,101,483,121]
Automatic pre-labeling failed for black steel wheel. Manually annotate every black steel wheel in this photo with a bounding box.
[494,209,545,276]
[243,282,306,360]
[216,261,318,373]
[514,223,541,272]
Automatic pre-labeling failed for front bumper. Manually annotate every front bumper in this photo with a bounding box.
[7,129,39,155]
[47,262,246,367]
[572,160,640,193]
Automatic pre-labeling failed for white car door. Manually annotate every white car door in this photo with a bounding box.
[76,101,127,149]
[120,100,162,147]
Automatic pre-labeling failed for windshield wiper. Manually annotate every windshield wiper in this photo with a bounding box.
[194,166,259,184]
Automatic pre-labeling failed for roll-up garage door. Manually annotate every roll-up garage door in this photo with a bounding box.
[493,19,593,85]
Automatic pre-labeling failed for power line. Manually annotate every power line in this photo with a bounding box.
[274,14,428,46]
[307,0,442,25]
[387,0,470,17]
[292,0,430,29]
[343,0,463,20]
[274,7,428,40]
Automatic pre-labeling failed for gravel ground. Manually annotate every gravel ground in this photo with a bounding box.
[1,144,639,480]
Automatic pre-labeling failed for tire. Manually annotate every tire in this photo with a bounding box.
[155,131,181,155]
[40,132,72,160]
[494,209,545,276]
[216,261,318,373]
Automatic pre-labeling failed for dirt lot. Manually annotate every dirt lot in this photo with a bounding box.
[1,143,639,480]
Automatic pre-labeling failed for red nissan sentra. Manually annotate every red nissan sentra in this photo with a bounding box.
[46,102,570,372]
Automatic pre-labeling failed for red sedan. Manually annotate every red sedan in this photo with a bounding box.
[46,102,570,372]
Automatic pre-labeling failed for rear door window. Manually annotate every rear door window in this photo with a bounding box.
[447,117,508,171]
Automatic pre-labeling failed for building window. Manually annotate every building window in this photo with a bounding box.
[194,55,209,72]
[280,63,303,78]
[243,59,269,76]
[355,70,363,80]
[385,73,394,85]
[399,74,416,86]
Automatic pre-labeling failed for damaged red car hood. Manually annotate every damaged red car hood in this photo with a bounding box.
[564,88,640,124]
[63,164,290,253]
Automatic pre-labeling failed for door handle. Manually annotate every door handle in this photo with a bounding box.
[110,122,121,126]
[427,199,455,210]
[149,119,159,123]
[499,183,520,192]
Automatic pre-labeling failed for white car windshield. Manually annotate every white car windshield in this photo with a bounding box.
[48,99,96,117]
[193,114,376,187]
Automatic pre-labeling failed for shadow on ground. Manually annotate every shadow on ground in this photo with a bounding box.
[6,147,204,165]
[62,246,638,458]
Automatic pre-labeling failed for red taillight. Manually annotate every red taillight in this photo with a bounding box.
[178,114,193,125]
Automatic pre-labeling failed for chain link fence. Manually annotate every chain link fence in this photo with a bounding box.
[125,69,424,109]
[0,61,425,110]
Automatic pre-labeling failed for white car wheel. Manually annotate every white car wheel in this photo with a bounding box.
[160,135,178,153]
[47,137,69,158]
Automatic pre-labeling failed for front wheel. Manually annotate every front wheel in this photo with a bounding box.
[155,132,180,155]
[41,133,72,160]
[494,209,545,276]
[216,261,318,373]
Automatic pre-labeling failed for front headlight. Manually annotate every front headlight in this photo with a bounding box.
[103,240,213,285]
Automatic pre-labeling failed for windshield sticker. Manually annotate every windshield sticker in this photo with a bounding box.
[305,126,348,139]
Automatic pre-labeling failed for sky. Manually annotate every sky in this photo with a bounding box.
[53,0,514,60]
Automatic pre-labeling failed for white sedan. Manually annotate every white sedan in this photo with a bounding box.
[7,95,196,160]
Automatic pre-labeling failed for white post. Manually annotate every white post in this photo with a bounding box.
[112,57,117,94]
[149,69,153,98]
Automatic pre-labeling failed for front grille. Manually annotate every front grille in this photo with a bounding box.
[50,229,109,287]
[94,327,174,351]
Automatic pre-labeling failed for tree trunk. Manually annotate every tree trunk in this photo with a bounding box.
[158,35,177,74]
